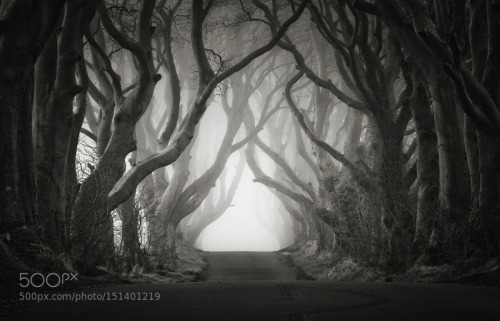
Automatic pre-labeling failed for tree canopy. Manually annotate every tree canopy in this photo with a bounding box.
[1,0,499,277]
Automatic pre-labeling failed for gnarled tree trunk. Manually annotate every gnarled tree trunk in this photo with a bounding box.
[0,0,66,236]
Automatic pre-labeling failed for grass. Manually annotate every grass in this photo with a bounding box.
[279,240,383,282]
[281,239,500,286]
[124,241,208,284]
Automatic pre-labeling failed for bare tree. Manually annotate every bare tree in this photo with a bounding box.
[106,0,310,210]
[372,0,500,261]
[0,0,66,240]
[262,0,417,270]
[71,0,160,266]
[33,0,99,252]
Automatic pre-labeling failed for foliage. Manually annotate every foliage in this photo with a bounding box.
[440,209,489,269]
[325,258,381,282]
[317,175,376,265]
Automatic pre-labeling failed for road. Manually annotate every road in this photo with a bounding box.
[4,251,500,321]
[206,251,296,281]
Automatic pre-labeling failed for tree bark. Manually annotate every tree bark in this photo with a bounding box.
[17,68,36,227]
[0,0,66,232]
[376,122,414,271]
[33,0,97,251]
[465,117,480,213]
[477,131,500,257]
[410,80,439,261]
[71,0,158,265]
[431,76,470,232]
[118,192,141,271]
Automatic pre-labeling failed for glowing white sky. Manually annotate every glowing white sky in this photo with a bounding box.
[197,163,282,252]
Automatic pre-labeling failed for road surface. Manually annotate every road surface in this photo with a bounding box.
[4,251,500,321]
[206,251,296,281]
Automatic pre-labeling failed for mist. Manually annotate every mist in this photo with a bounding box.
[2,0,499,293]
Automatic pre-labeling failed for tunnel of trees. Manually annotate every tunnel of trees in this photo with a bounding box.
[1,0,499,277]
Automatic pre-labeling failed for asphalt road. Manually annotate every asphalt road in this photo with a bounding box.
[5,251,500,321]
[206,251,296,281]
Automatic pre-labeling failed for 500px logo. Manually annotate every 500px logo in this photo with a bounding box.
[19,272,78,288]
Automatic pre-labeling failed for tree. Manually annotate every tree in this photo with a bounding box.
[106,0,310,211]
[150,56,284,267]
[71,0,159,266]
[0,0,66,240]
[33,0,99,252]
[372,0,500,261]
[250,0,416,270]
[185,154,245,246]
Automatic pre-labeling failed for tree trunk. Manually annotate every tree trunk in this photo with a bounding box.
[186,214,210,246]
[477,131,500,258]
[17,68,37,227]
[152,221,178,271]
[116,153,142,271]
[343,108,364,163]
[33,0,95,252]
[431,76,470,236]
[65,58,91,247]
[465,117,480,212]
[33,32,69,251]
[410,82,439,260]
[367,192,382,263]
[118,193,141,271]
[70,0,158,267]
[0,0,65,232]
[376,122,413,271]
[71,143,128,266]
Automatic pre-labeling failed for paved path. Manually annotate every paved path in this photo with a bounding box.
[5,252,500,321]
[206,251,296,281]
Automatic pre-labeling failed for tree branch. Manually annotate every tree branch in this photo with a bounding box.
[286,71,373,191]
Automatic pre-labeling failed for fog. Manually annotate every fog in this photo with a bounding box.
[180,91,294,251]
[3,0,498,298]
[198,165,282,251]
